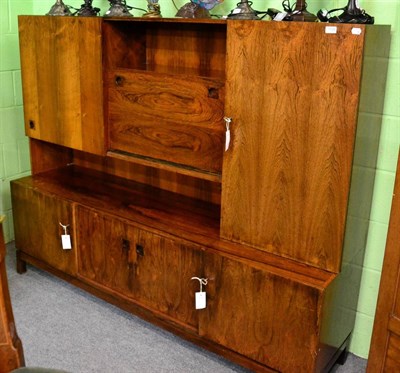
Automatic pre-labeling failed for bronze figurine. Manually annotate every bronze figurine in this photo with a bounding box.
[47,0,72,16]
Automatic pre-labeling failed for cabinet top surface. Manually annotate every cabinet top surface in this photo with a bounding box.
[17,15,390,30]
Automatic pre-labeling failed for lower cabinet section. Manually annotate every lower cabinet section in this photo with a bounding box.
[11,177,343,372]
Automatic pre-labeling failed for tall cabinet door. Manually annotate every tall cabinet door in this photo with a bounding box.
[18,16,104,155]
[221,22,365,272]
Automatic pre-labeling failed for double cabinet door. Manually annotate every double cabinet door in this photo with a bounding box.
[75,205,203,331]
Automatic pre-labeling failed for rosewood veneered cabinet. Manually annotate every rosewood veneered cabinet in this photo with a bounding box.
[11,16,390,372]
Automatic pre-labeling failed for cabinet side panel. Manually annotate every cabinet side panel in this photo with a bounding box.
[221,22,365,272]
[30,139,73,175]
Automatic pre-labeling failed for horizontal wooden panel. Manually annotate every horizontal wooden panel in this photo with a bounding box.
[107,70,225,173]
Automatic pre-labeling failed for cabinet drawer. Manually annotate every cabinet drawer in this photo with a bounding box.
[11,180,77,275]
[107,70,225,173]
[76,206,203,329]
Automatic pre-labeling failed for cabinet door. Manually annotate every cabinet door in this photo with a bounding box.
[221,22,365,272]
[18,16,104,155]
[11,181,76,275]
[76,206,203,329]
[199,253,321,372]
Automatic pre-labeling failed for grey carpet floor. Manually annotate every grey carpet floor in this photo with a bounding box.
[6,242,367,373]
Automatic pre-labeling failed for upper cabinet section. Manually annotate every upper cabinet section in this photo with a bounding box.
[220,22,391,272]
[18,16,105,156]
[103,19,227,177]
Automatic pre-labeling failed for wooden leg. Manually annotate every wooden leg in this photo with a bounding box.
[16,250,27,274]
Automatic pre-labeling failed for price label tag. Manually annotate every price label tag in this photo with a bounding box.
[325,26,337,34]
[195,292,206,310]
[224,117,232,152]
[62,234,72,250]
[225,128,231,152]
[273,12,287,21]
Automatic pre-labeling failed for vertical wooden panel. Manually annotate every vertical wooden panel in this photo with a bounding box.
[221,22,365,272]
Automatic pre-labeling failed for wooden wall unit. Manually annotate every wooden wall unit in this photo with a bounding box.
[12,16,390,372]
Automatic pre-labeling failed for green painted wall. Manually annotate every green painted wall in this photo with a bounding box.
[0,0,32,242]
[1,0,399,360]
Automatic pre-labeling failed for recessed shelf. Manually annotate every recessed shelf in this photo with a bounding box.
[103,19,227,79]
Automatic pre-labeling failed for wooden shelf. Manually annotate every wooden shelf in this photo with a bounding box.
[107,150,222,182]
[16,165,221,239]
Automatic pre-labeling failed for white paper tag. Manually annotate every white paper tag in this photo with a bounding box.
[351,27,362,35]
[225,128,231,151]
[195,292,206,309]
[273,12,287,21]
[325,26,337,34]
[62,234,72,250]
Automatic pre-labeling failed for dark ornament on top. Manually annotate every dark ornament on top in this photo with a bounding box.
[104,0,134,17]
[317,0,374,24]
[77,0,101,16]
[47,0,72,16]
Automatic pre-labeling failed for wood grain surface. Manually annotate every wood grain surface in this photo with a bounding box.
[77,206,203,330]
[11,182,77,276]
[221,21,365,272]
[107,70,225,173]
[18,16,104,155]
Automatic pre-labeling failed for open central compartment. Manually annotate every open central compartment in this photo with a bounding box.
[103,19,227,78]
